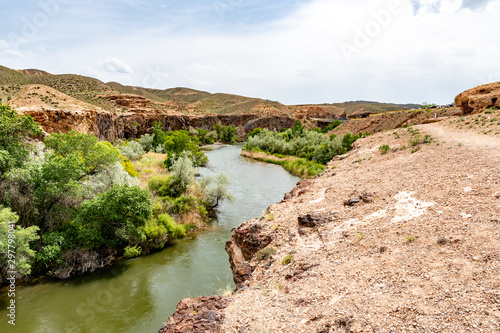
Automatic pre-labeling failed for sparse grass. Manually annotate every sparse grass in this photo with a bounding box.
[378,144,390,154]
[282,252,294,265]
[409,134,433,147]
[404,235,416,243]
[257,247,277,261]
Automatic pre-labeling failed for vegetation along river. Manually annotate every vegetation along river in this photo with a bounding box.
[0,143,300,333]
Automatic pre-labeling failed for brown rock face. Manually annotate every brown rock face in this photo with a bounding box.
[225,222,272,288]
[18,108,296,141]
[158,296,230,333]
[455,82,500,114]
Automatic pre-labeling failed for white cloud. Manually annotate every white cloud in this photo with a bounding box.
[99,58,133,74]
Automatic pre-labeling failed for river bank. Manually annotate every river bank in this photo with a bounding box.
[161,113,500,332]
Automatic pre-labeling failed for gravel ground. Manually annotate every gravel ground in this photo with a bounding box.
[221,117,500,333]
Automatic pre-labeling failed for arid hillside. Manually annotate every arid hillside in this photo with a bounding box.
[160,108,500,332]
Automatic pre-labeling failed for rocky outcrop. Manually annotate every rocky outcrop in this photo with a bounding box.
[158,296,231,333]
[18,108,296,141]
[455,82,500,114]
[225,221,273,288]
[106,94,149,109]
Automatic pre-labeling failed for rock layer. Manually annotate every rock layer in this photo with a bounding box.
[18,108,296,141]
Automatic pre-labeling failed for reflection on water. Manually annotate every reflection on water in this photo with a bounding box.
[0,144,300,333]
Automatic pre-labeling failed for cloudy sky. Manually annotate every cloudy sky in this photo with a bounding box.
[0,0,499,105]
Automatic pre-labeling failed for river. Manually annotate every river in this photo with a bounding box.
[0,144,300,333]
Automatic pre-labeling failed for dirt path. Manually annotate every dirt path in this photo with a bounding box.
[418,122,500,156]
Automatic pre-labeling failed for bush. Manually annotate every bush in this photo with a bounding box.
[409,134,433,147]
[120,156,139,177]
[244,127,347,165]
[123,245,142,258]
[163,131,208,168]
[158,213,186,238]
[200,173,233,208]
[118,140,146,161]
[321,120,343,133]
[379,144,391,154]
[139,133,154,152]
[148,175,181,198]
[282,158,324,178]
[257,247,276,260]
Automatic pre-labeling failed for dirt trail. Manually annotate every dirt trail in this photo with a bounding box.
[419,122,500,155]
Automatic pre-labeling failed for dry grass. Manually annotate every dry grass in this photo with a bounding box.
[132,153,169,188]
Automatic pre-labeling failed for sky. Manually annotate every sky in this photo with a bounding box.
[0,0,499,105]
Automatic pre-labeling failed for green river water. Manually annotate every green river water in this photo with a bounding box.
[0,144,300,333]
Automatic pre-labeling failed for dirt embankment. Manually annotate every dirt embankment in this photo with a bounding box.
[160,110,500,332]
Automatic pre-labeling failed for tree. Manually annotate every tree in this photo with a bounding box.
[163,130,208,169]
[152,121,166,150]
[0,206,39,282]
[200,173,233,208]
[0,103,42,174]
[74,184,152,250]
[44,131,120,175]
[3,131,121,240]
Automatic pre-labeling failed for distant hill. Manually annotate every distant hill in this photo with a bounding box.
[0,65,420,118]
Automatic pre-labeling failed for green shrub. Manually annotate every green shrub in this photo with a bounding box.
[409,134,433,147]
[379,144,390,154]
[124,245,142,258]
[157,214,186,238]
[244,127,347,165]
[139,133,154,152]
[320,120,343,133]
[74,184,152,250]
[282,158,324,178]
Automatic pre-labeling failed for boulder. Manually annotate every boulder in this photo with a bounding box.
[158,296,230,333]
[455,82,500,114]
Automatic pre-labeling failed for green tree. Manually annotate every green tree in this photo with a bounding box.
[74,184,152,250]
[0,206,39,282]
[4,131,120,240]
[221,125,238,143]
[44,131,120,175]
[163,130,208,169]
[0,103,42,174]
[152,121,166,150]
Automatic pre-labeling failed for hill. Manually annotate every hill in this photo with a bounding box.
[0,65,419,119]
